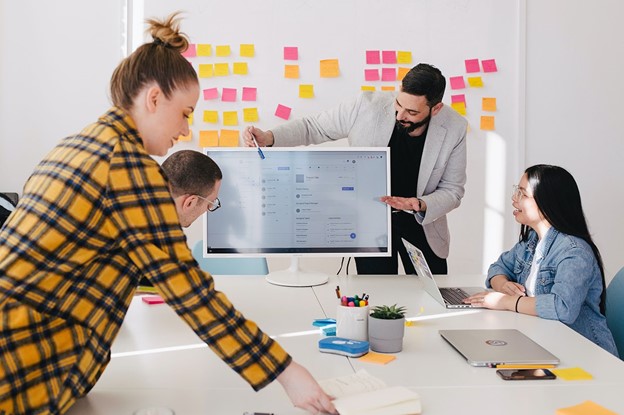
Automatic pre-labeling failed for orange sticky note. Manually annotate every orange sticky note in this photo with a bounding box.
[467,76,484,87]
[223,111,239,126]
[320,59,339,78]
[480,115,495,130]
[551,367,593,381]
[243,107,259,123]
[397,67,410,81]
[239,43,255,57]
[358,351,396,365]
[361,85,376,91]
[451,101,467,115]
[556,401,617,415]
[177,130,192,142]
[203,110,219,124]
[284,64,300,79]
[215,45,231,57]
[482,97,497,111]
[299,84,314,99]
[199,130,219,147]
[381,86,396,91]
[198,64,214,78]
[219,129,239,147]
[214,63,230,76]
[196,44,212,56]
[233,62,248,75]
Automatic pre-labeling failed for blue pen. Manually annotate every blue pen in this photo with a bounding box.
[249,128,265,159]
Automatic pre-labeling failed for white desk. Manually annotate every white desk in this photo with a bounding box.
[67,274,624,414]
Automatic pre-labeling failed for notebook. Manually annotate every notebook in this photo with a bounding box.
[401,238,483,308]
[439,329,560,367]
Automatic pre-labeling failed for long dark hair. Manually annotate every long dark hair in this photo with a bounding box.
[521,164,607,314]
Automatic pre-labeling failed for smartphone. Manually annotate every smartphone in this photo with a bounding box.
[496,368,556,380]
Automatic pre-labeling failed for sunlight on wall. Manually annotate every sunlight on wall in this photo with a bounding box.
[482,132,507,274]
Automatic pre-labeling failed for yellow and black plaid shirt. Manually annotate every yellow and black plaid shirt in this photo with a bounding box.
[0,108,291,415]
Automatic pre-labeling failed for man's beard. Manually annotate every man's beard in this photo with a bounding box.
[395,112,431,134]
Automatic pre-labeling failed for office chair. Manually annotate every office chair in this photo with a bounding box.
[192,240,269,275]
[606,266,624,358]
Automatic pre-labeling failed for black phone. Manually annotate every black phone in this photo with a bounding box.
[496,368,556,380]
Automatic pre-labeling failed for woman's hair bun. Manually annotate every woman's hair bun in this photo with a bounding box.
[146,11,190,53]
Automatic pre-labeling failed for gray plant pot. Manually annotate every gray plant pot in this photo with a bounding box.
[368,315,405,353]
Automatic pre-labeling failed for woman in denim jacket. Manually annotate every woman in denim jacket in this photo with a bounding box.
[465,165,618,356]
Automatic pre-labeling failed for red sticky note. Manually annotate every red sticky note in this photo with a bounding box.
[366,50,380,64]
[381,67,396,82]
[284,46,298,60]
[382,50,397,64]
[449,76,466,90]
[275,104,292,120]
[482,59,498,73]
[465,58,480,73]
[181,44,196,58]
[364,69,380,81]
[242,87,257,102]
[142,295,165,305]
[222,88,237,102]
[203,88,219,100]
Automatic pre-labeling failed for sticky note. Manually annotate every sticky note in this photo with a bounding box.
[239,43,255,57]
[467,76,484,87]
[196,44,212,56]
[214,63,230,76]
[551,367,593,381]
[198,64,214,78]
[188,113,194,125]
[480,115,495,130]
[181,44,196,58]
[243,107,259,123]
[382,50,397,64]
[359,351,396,365]
[364,69,379,81]
[203,88,219,100]
[219,129,239,147]
[216,45,231,57]
[203,110,219,124]
[242,87,257,101]
[221,88,237,102]
[284,46,298,60]
[366,50,381,64]
[177,131,192,142]
[233,62,248,75]
[397,67,410,81]
[482,58,498,73]
[361,86,375,91]
[381,68,396,82]
[482,97,497,111]
[556,400,617,415]
[275,104,292,120]
[284,64,300,79]
[381,86,395,91]
[320,59,339,78]
[142,295,164,305]
[465,58,480,73]
[299,84,314,99]
[199,130,219,147]
[451,102,467,115]
[450,76,466,90]
[223,111,239,126]
[397,51,412,64]
[451,94,466,104]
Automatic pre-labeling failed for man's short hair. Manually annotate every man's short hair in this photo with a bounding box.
[401,63,446,107]
[161,150,222,197]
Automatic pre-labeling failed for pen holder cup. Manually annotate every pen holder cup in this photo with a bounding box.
[336,305,369,342]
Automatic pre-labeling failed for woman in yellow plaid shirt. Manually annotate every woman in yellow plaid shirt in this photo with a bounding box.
[0,12,336,415]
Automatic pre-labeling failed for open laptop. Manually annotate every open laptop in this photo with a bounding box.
[401,238,483,308]
[439,329,560,367]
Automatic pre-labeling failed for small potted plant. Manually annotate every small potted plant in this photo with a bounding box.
[368,304,407,353]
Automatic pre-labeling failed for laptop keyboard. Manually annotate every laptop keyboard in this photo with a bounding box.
[440,287,469,305]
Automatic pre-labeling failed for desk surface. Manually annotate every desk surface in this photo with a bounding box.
[67,274,624,414]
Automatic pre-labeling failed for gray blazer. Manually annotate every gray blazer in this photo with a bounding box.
[272,92,467,258]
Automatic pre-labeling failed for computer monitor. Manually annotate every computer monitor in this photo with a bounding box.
[202,147,391,287]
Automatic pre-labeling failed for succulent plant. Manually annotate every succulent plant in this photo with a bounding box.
[369,304,406,320]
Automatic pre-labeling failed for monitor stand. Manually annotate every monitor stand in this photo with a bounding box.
[265,257,329,287]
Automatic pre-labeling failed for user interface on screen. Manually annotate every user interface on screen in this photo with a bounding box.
[203,147,390,256]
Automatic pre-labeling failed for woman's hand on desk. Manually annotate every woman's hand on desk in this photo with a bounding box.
[277,361,337,414]
[464,291,515,310]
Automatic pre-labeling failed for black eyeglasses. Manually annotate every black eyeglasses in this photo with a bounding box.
[195,195,221,212]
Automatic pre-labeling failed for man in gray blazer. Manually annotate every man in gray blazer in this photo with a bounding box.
[243,64,467,275]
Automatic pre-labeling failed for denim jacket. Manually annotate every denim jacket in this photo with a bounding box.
[487,228,618,357]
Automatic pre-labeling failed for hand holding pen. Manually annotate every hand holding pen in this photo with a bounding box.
[248,128,265,159]
[243,126,275,148]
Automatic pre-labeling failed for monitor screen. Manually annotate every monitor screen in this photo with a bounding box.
[202,147,391,286]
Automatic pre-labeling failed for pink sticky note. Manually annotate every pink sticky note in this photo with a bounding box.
[275,104,292,120]
[182,44,196,58]
[381,67,396,82]
[242,87,257,102]
[142,295,165,305]
[364,69,380,81]
[449,76,466,90]
[221,88,237,102]
[203,88,219,100]
[382,50,397,64]
[284,46,298,60]
[451,94,466,104]
[366,50,380,64]
[482,59,498,73]
[465,59,480,73]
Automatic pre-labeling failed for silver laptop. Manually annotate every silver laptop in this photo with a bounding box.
[439,329,560,367]
[401,238,483,308]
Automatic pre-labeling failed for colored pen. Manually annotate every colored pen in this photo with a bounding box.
[335,285,341,299]
[491,364,556,369]
[249,128,265,159]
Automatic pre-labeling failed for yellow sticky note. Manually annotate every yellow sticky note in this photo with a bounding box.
[358,352,396,365]
[551,367,593,381]
[451,101,467,115]
[188,113,194,125]
[556,400,617,415]
[177,130,192,142]
[233,62,248,75]
[381,86,396,91]
[219,129,239,147]
[467,76,484,87]
[480,115,495,130]
[320,59,339,78]
[198,64,214,78]
[243,107,259,123]
[196,44,212,56]
[214,63,230,76]
[239,43,255,57]
[284,64,300,79]
[215,45,231,57]
[299,84,314,99]
[361,85,376,91]
[482,97,497,111]
[397,51,412,64]
[397,67,410,81]
[222,111,239,126]
[199,130,219,147]
[203,110,219,124]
